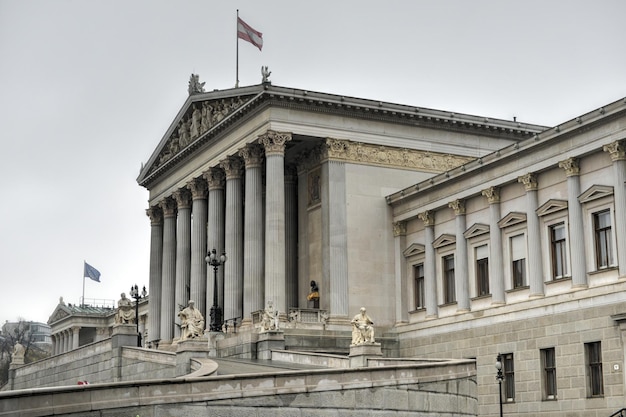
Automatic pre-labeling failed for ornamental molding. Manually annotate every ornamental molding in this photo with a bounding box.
[498,211,527,229]
[393,221,407,237]
[481,186,501,204]
[603,140,626,161]
[578,184,614,204]
[464,223,490,239]
[319,138,473,172]
[518,173,538,191]
[433,233,456,249]
[558,157,580,177]
[536,199,568,217]
[403,243,425,258]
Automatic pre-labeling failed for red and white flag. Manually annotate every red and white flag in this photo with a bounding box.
[237,17,263,51]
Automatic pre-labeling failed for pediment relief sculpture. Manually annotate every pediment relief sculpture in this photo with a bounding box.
[151,95,252,173]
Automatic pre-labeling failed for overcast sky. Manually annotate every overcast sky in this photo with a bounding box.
[1,0,625,326]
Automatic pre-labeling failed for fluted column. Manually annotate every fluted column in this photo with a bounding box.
[146,206,163,345]
[188,177,208,320]
[518,173,544,297]
[62,330,69,353]
[604,141,626,277]
[72,326,80,350]
[240,144,265,319]
[259,131,292,314]
[173,188,192,338]
[159,197,177,342]
[296,162,310,308]
[205,168,225,318]
[221,156,244,322]
[393,221,408,323]
[285,164,298,310]
[482,187,505,304]
[449,199,469,311]
[559,158,587,287]
[419,210,438,318]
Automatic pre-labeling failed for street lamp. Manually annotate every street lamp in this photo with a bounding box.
[495,353,504,417]
[205,248,227,332]
[130,284,147,347]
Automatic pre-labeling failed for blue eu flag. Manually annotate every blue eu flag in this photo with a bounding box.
[84,262,101,282]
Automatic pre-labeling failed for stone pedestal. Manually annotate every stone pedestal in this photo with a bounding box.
[111,324,138,349]
[349,343,382,368]
[257,331,285,360]
[207,331,225,358]
[175,338,209,376]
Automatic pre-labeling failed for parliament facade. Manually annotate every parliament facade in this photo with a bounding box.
[36,77,626,416]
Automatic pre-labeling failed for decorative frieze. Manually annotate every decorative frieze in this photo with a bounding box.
[319,138,473,172]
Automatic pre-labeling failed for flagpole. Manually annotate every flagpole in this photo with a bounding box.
[82,262,85,307]
[236,9,239,88]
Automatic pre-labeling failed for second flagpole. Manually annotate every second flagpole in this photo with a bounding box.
[235,9,239,88]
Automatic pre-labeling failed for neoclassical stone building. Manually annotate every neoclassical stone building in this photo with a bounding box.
[136,76,544,348]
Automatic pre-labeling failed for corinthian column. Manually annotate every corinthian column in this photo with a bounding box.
[285,164,298,311]
[603,140,626,277]
[418,211,437,318]
[449,199,469,311]
[188,177,208,320]
[146,206,163,345]
[559,158,587,287]
[518,173,544,297]
[173,188,191,338]
[259,130,291,314]
[482,186,505,304]
[239,144,265,320]
[204,168,225,319]
[160,197,177,342]
[221,156,244,322]
[393,221,408,323]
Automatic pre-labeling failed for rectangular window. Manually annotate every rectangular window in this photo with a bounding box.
[586,342,604,397]
[550,223,567,279]
[413,264,425,310]
[594,210,613,269]
[510,234,527,288]
[541,348,557,400]
[503,353,515,402]
[476,245,489,296]
[443,255,456,304]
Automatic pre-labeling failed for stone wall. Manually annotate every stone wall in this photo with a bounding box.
[0,360,477,417]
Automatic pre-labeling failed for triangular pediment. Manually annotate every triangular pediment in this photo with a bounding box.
[47,304,72,324]
[536,199,568,217]
[498,212,527,229]
[403,243,425,258]
[578,184,614,203]
[464,223,490,239]
[433,233,456,249]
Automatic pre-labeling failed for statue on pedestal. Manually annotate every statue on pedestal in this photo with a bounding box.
[260,301,279,332]
[307,280,320,308]
[350,307,375,345]
[178,300,205,340]
[11,342,25,365]
[115,293,135,324]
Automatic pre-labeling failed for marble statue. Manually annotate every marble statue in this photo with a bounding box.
[260,301,279,332]
[350,307,375,345]
[178,300,205,340]
[115,293,135,324]
[12,342,25,364]
[188,73,206,95]
[261,66,271,83]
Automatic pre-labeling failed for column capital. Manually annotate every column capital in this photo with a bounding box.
[518,172,538,191]
[204,167,225,190]
[146,206,163,225]
[418,210,435,226]
[393,221,407,237]
[172,188,192,209]
[159,197,177,217]
[448,199,466,215]
[239,143,264,168]
[187,177,208,199]
[558,157,580,177]
[220,156,244,180]
[481,186,500,204]
[603,140,626,161]
[258,130,292,155]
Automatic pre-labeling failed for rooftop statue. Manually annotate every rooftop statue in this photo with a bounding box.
[350,307,375,345]
[188,73,206,95]
[178,300,205,340]
[261,66,271,83]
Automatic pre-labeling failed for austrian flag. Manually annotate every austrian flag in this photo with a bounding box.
[237,17,263,51]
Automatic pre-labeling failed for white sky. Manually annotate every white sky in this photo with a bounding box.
[1,0,625,325]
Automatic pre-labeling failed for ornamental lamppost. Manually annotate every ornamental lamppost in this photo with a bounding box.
[205,248,227,332]
[130,284,147,347]
[495,353,504,417]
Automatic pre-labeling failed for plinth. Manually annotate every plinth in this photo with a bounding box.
[349,342,382,368]
[257,331,285,360]
[176,338,209,376]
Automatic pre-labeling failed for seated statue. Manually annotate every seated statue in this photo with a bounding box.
[351,307,375,345]
[12,342,25,364]
[115,293,135,324]
[260,301,279,332]
[178,300,205,340]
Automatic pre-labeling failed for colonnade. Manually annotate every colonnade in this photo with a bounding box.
[51,327,80,355]
[145,131,325,345]
[394,141,626,320]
